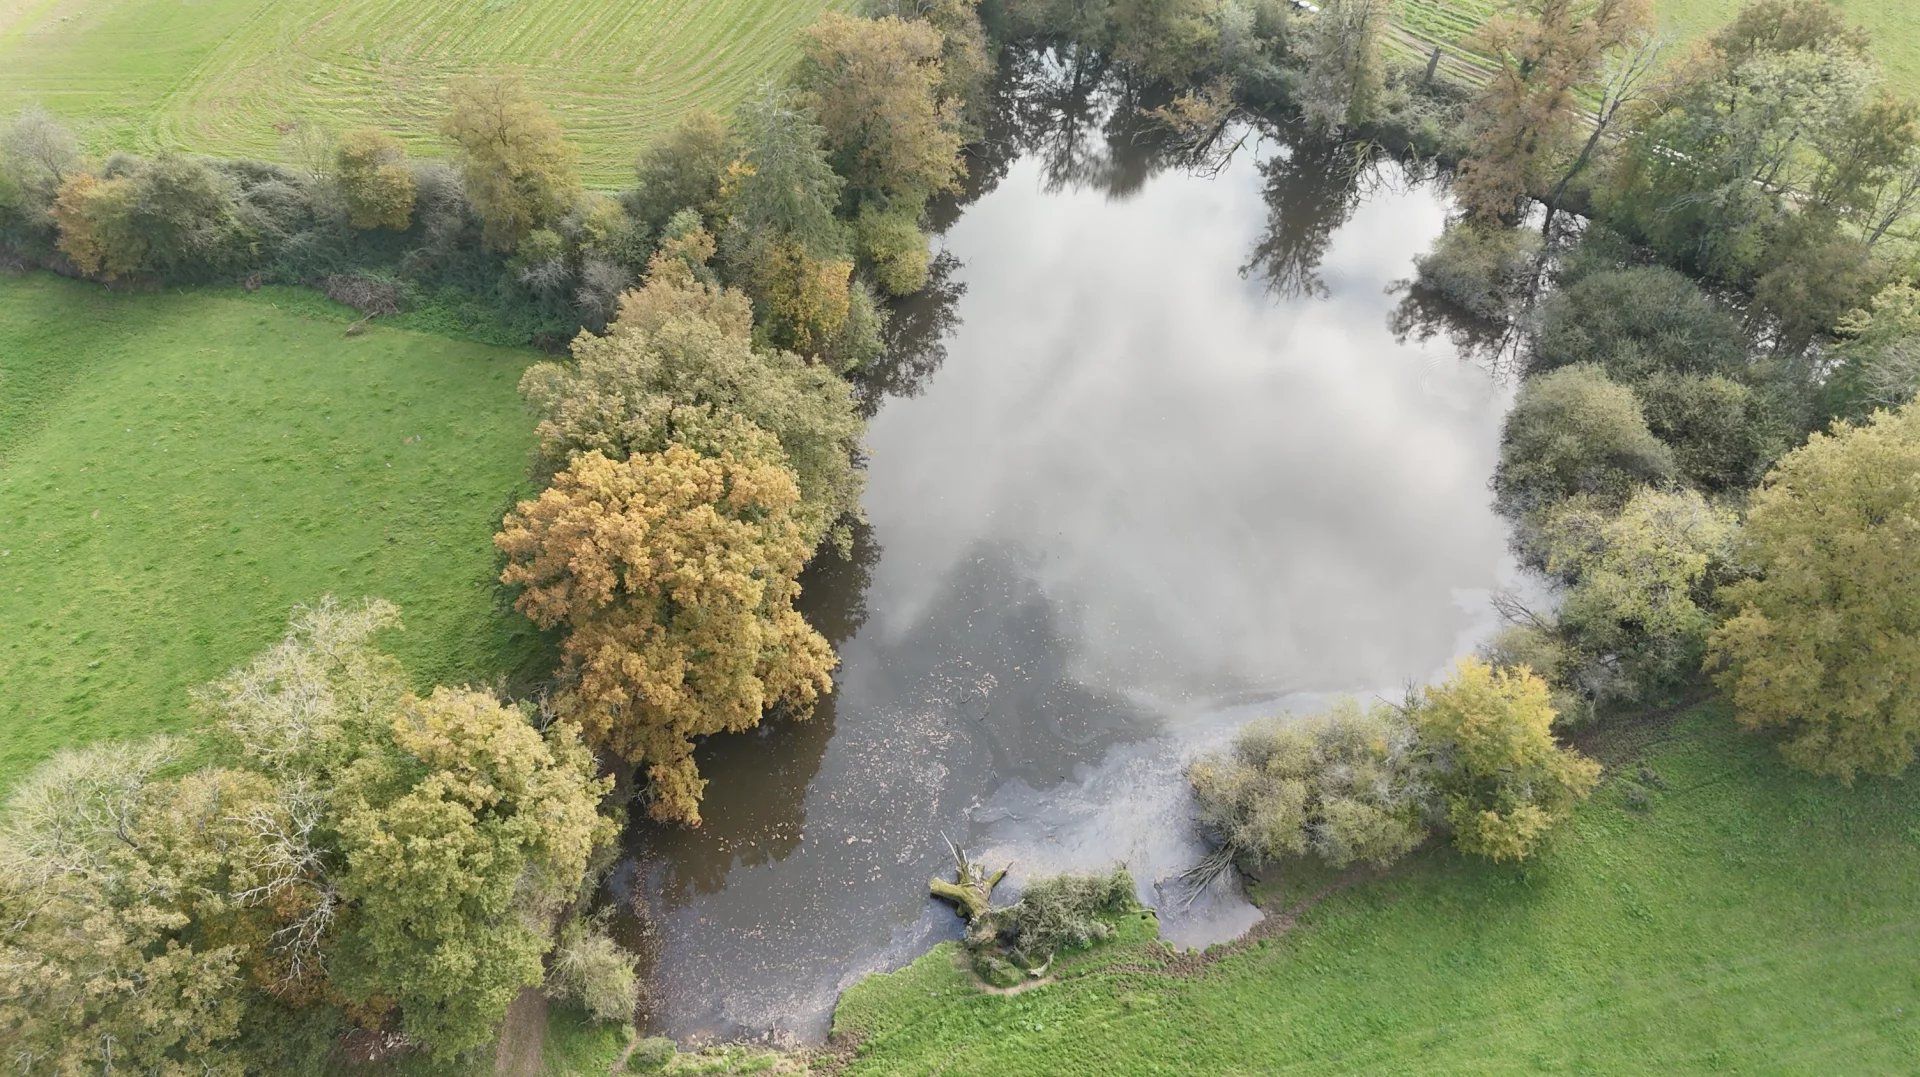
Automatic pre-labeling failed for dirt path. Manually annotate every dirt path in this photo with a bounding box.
[494,986,550,1077]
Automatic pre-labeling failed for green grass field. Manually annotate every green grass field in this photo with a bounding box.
[0,0,848,187]
[1395,0,1920,99]
[831,709,1920,1073]
[0,273,545,791]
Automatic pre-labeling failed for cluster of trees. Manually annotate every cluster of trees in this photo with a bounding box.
[1189,659,1599,873]
[1395,1,1920,776]
[0,7,988,352]
[0,600,626,1068]
[489,5,989,828]
[1,2,998,1060]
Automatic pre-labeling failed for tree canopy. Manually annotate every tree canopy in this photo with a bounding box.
[1710,400,1920,780]
[442,75,580,252]
[495,447,836,826]
[1414,659,1600,861]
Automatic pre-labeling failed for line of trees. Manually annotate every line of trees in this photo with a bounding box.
[0,2,999,1066]
[1388,1,1920,781]
[487,4,993,829]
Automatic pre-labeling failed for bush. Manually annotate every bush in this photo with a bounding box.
[986,868,1136,967]
[856,203,933,297]
[1531,266,1749,383]
[546,914,641,1023]
[1413,658,1600,862]
[1493,364,1676,517]
[1537,487,1739,708]
[627,1037,678,1072]
[1410,221,1541,321]
[1635,372,1783,492]
[1189,699,1428,872]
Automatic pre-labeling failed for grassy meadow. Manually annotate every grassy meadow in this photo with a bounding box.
[0,273,545,791]
[831,709,1920,1074]
[0,0,849,186]
[1394,0,1919,97]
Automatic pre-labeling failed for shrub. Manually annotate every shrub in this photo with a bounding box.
[628,1037,678,1072]
[1413,658,1600,862]
[1538,487,1739,708]
[546,914,641,1023]
[856,203,933,297]
[986,868,1137,967]
[1188,699,1428,872]
[1493,364,1676,516]
[1410,221,1541,321]
[1531,266,1749,383]
[1635,372,1783,491]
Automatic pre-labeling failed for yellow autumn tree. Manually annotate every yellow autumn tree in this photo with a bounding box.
[334,127,415,231]
[1414,658,1601,861]
[796,13,965,206]
[1709,400,1920,780]
[495,446,836,825]
[51,171,142,278]
[441,75,579,252]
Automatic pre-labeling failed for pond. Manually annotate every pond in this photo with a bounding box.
[609,57,1523,1043]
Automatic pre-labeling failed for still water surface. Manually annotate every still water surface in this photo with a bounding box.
[613,69,1520,1042]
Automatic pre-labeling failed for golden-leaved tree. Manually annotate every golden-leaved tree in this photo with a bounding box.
[495,446,836,826]
[1414,658,1601,861]
[334,127,415,231]
[441,74,579,252]
[1710,400,1920,780]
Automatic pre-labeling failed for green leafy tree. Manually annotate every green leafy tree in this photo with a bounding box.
[1709,400,1920,780]
[1296,0,1388,133]
[632,108,733,230]
[0,743,262,1074]
[1603,1,1878,280]
[330,687,613,1058]
[1413,658,1600,862]
[442,75,580,252]
[724,87,846,262]
[196,598,616,1059]
[1107,0,1219,84]
[1824,280,1920,419]
[796,13,965,207]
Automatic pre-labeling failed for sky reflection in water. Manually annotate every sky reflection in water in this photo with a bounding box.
[616,122,1520,1044]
